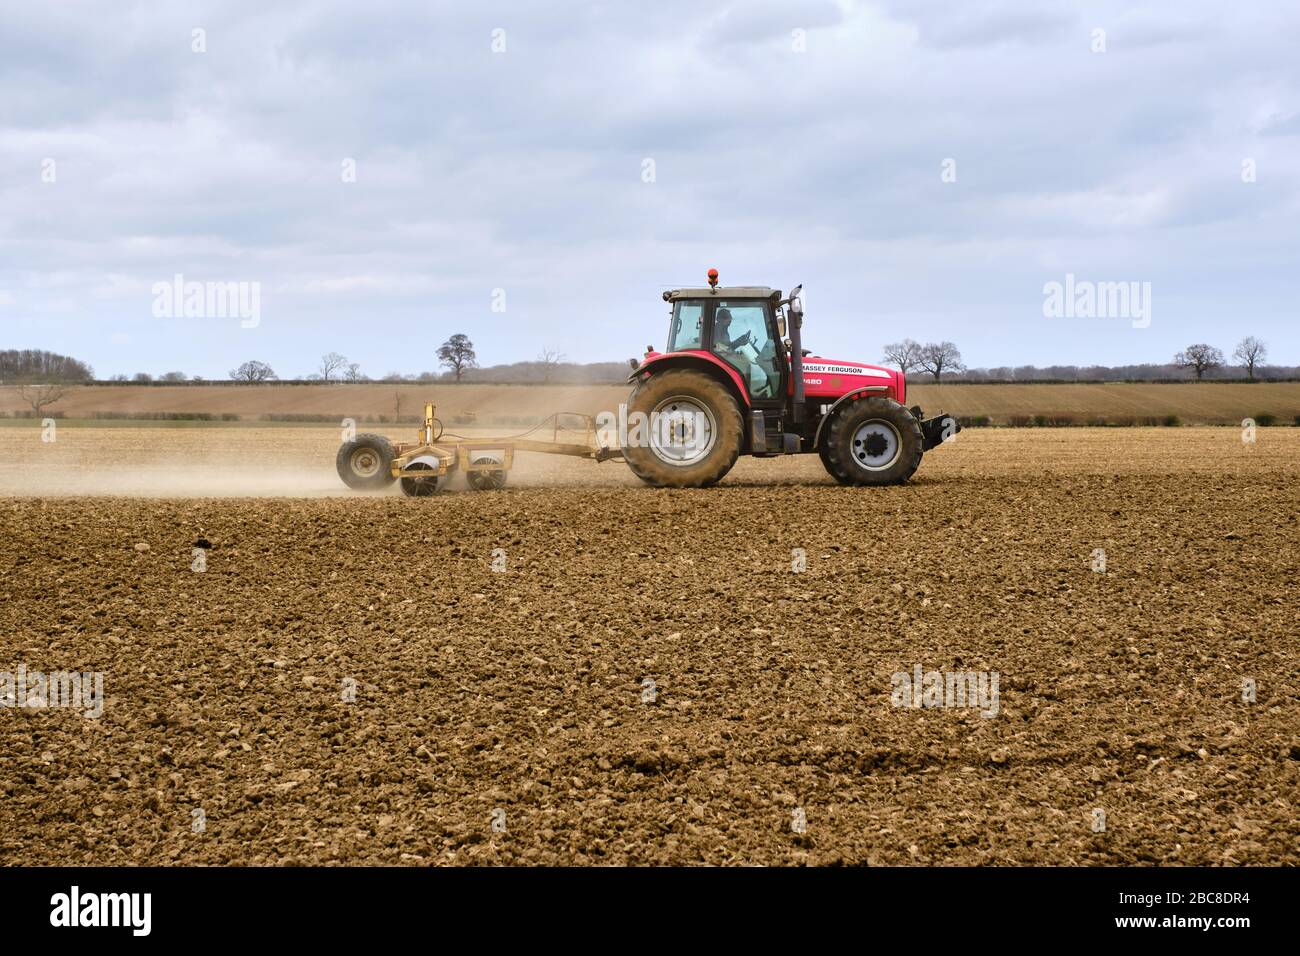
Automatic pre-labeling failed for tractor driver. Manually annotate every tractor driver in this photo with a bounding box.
[712,304,769,398]
[714,307,770,397]
[714,308,752,352]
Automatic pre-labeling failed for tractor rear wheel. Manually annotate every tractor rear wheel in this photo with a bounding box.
[336,433,396,490]
[822,397,923,486]
[622,369,744,488]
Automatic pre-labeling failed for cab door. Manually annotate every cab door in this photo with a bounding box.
[706,299,783,404]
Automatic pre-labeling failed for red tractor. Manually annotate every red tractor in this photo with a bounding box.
[621,270,958,487]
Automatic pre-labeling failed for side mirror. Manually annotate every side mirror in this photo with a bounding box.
[777,315,787,338]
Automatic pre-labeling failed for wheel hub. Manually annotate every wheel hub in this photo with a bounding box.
[649,397,717,466]
[350,448,381,478]
[851,420,901,471]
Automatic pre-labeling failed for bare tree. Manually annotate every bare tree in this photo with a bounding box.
[1233,336,1267,380]
[17,383,68,416]
[160,371,187,382]
[882,339,923,374]
[538,346,566,384]
[319,352,348,382]
[1173,343,1224,380]
[229,360,276,382]
[0,349,93,382]
[437,334,477,382]
[133,372,153,383]
[917,341,964,383]
[344,362,366,382]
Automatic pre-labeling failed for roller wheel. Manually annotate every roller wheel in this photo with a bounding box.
[466,456,507,491]
[400,461,439,497]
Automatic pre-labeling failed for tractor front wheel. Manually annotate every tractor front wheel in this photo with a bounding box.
[822,397,924,486]
[622,369,744,488]
[818,439,844,484]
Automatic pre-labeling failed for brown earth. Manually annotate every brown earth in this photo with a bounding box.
[3,380,1299,425]
[0,428,1297,865]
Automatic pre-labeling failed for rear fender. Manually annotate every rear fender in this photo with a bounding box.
[629,351,751,409]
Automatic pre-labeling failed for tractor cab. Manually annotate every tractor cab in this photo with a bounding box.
[662,284,786,404]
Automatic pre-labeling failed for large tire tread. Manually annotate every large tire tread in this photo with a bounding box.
[622,370,744,488]
[821,397,923,486]
[336,433,396,490]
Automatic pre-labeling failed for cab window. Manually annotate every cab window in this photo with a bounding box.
[712,301,779,399]
[667,301,704,351]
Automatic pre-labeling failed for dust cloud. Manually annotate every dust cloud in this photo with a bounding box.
[0,426,637,498]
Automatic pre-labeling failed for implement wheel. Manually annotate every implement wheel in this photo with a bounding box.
[400,461,439,497]
[336,433,396,490]
[466,456,507,491]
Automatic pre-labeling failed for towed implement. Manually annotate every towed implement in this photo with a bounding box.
[336,404,620,496]
[336,270,958,493]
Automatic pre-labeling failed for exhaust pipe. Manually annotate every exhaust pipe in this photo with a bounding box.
[787,285,805,425]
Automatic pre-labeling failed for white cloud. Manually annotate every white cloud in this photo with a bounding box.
[0,0,1297,376]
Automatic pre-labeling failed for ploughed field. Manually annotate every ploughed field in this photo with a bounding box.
[0,427,1296,865]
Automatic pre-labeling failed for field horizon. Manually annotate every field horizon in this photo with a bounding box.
[3,381,1298,427]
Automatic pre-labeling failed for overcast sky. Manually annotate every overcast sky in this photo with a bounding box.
[2,0,1297,379]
